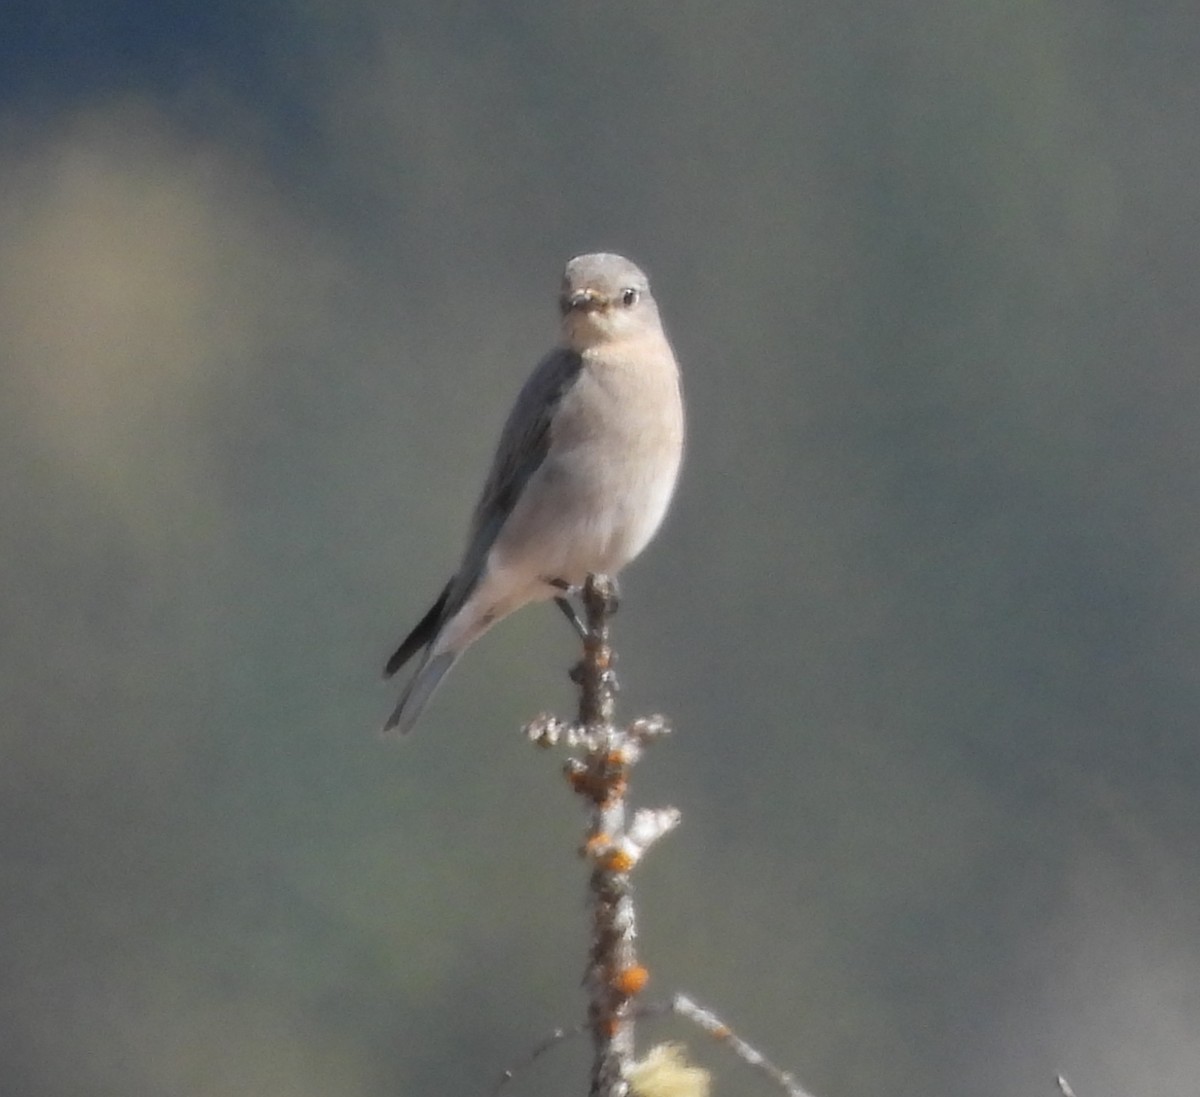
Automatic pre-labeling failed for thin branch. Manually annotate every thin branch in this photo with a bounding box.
[491,1022,587,1097]
[671,994,819,1097]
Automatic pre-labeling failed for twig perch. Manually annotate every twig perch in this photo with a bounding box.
[520,574,806,1097]
[527,575,677,1096]
[575,574,639,1097]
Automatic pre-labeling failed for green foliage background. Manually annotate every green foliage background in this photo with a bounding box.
[3,2,1199,1094]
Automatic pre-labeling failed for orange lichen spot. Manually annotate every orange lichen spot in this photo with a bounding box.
[712,1025,732,1040]
[583,833,612,857]
[604,848,635,873]
[612,965,649,996]
[605,748,628,767]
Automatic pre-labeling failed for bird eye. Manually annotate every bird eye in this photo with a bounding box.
[621,287,639,307]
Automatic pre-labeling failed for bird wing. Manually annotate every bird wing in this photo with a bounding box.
[454,347,584,601]
[385,347,584,680]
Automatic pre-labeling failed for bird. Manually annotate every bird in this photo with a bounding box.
[381,252,685,736]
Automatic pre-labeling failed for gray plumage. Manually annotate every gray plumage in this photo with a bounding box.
[382,252,684,735]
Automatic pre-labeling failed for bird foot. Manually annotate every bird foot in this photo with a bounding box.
[554,595,588,638]
[550,574,621,639]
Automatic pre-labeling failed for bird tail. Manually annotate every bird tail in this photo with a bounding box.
[381,648,459,737]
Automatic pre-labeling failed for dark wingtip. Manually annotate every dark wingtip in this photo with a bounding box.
[382,649,405,679]
[383,629,423,679]
[382,580,453,679]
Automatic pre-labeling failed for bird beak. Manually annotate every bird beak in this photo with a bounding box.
[562,288,605,314]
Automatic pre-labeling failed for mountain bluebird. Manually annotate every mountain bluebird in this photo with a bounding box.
[382,252,685,735]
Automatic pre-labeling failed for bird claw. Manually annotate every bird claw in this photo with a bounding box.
[554,595,588,638]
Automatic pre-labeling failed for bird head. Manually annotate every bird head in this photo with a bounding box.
[559,253,660,351]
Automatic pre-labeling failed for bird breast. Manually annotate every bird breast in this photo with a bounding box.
[491,337,683,585]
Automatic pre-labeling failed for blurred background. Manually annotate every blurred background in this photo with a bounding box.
[2,2,1199,1095]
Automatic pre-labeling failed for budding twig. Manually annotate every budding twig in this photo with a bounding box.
[515,574,808,1097]
[525,575,678,1097]
[577,575,641,1097]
